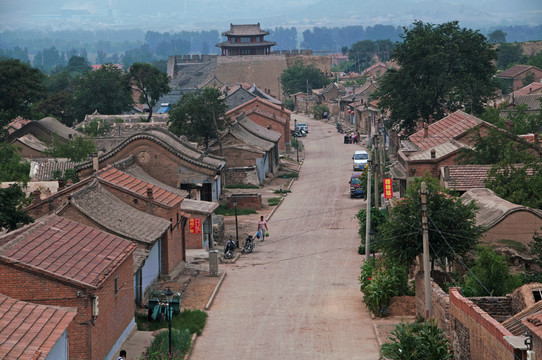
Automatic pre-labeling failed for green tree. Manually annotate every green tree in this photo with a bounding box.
[280,60,330,96]
[377,173,483,267]
[461,245,522,297]
[78,118,112,137]
[45,135,96,162]
[72,64,133,122]
[65,56,91,74]
[522,71,535,87]
[373,21,497,135]
[0,143,30,182]
[497,42,523,70]
[0,59,46,129]
[526,50,542,68]
[32,91,77,127]
[529,230,542,267]
[0,184,34,232]
[488,29,507,44]
[129,63,170,121]
[168,88,230,149]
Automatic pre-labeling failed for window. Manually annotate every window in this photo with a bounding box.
[241,37,252,43]
[534,289,542,302]
[114,276,119,297]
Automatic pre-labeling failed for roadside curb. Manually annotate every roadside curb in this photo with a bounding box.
[205,271,226,311]
[183,333,198,360]
[370,312,382,350]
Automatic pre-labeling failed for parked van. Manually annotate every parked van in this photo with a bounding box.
[352,150,368,171]
[349,172,364,198]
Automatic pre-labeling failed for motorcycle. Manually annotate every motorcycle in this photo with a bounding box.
[223,235,236,259]
[242,234,254,254]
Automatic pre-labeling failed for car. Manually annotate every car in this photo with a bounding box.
[352,150,368,171]
[295,123,308,133]
[349,172,365,198]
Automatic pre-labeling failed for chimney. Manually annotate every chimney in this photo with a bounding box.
[423,124,429,138]
[92,153,99,172]
[58,178,65,190]
[33,189,41,203]
[431,149,436,159]
[147,187,154,199]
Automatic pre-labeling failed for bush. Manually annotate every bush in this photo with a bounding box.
[461,245,522,297]
[225,184,259,189]
[214,204,257,216]
[280,172,299,179]
[284,98,294,111]
[381,319,453,360]
[312,104,329,119]
[267,197,282,206]
[140,328,191,359]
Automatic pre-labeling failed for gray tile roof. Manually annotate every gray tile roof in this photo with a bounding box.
[181,198,219,214]
[248,84,281,105]
[228,120,275,152]
[63,179,170,245]
[170,59,217,89]
[14,133,48,152]
[38,117,83,140]
[238,114,282,142]
[30,159,80,181]
[225,87,257,110]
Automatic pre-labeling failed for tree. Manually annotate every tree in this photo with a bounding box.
[523,71,535,87]
[497,42,523,70]
[374,21,497,135]
[0,59,46,129]
[78,118,112,137]
[0,184,34,232]
[65,56,91,74]
[0,143,30,182]
[168,88,230,149]
[280,60,330,96]
[488,30,507,44]
[45,135,96,162]
[72,64,133,122]
[129,63,170,121]
[377,173,483,267]
[32,91,77,127]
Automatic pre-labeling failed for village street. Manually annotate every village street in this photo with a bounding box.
[190,116,380,359]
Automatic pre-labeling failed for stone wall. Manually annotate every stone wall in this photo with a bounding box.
[415,271,450,336]
[225,166,260,186]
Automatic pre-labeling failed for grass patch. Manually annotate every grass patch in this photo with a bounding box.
[225,184,260,189]
[274,189,291,194]
[214,204,257,216]
[267,197,282,206]
[496,239,528,252]
[135,309,207,335]
[280,171,299,179]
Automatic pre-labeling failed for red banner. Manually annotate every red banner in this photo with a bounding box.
[189,218,202,234]
[383,178,393,199]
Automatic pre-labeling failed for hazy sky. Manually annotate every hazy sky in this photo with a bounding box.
[0,0,541,32]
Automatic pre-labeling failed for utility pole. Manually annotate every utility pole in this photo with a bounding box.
[365,156,372,262]
[373,133,379,209]
[421,182,433,318]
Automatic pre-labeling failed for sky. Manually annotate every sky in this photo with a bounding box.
[0,0,541,32]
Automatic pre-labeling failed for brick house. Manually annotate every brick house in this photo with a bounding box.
[209,114,281,185]
[9,133,49,159]
[55,179,171,305]
[460,188,542,247]
[226,96,291,150]
[496,65,542,92]
[75,128,226,202]
[224,84,257,110]
[0,215,136,360]
[0,294,77,359]
[361,62,388,80]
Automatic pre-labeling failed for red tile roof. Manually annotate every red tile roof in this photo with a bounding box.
[497,65,539,78]
[443,164,492,191]
[512,82,542,95]
[226,96,290,117]
[0,294,76,360]
[5,116,31,130]
[96,166,184,207]
[409,110,482,151]
[0,215,135,290]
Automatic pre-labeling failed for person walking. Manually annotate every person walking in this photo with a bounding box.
[117,350,126,360]
[257,215,269,241]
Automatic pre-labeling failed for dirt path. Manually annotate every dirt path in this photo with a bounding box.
[189,114,380,359]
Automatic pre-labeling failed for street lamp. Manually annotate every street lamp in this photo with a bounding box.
[233,198,239,248]
[165,287,174,357]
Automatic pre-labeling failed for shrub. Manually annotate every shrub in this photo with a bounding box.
[140,329,191,359]
[381,319,453,360]
[312,104,329,119]
[274,189,291,194]
[284,98,294,111]
[267,197,282,206]
[214,204,257,216]
[280,172,299,179]
[225,184,259,189]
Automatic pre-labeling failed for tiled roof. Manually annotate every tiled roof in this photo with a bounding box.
[497,65,539,78]
[91,64,122,71]
[407,140,466,161]
[170,60,217,89]
[442,164,492,191]
[248,84,281,105]
[237,114,282,142]
[510,94,542,111]
[75,129,226,173]
[224,87,257,110]
[409,110,483,151]
[37,117,83,140]
[512,82,542,95]
[0,294,76,360]
[97,166,184,208]
[13,134,48,152]
[460,188,542,228]
[64,180,170,244]
[5,116,30,130]
[222,24,268,36]
[0,215,135,290]
[362,62,387,75]
[227,96,290,118]
[30,159,80,181]
[181,198,219,215]
[503,296,542,336]
[227,121,275,152]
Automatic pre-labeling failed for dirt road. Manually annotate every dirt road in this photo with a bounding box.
[190,115,380,359]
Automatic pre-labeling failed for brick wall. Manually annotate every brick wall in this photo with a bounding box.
[185,213,206,249]
[415,271,450,336]
[227,194,262,210]
[449,288,515,360]
[469,296,513,323]
[0,256,133,360]
[225,166,260,186]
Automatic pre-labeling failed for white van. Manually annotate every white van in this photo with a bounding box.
[352,150,369,171]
